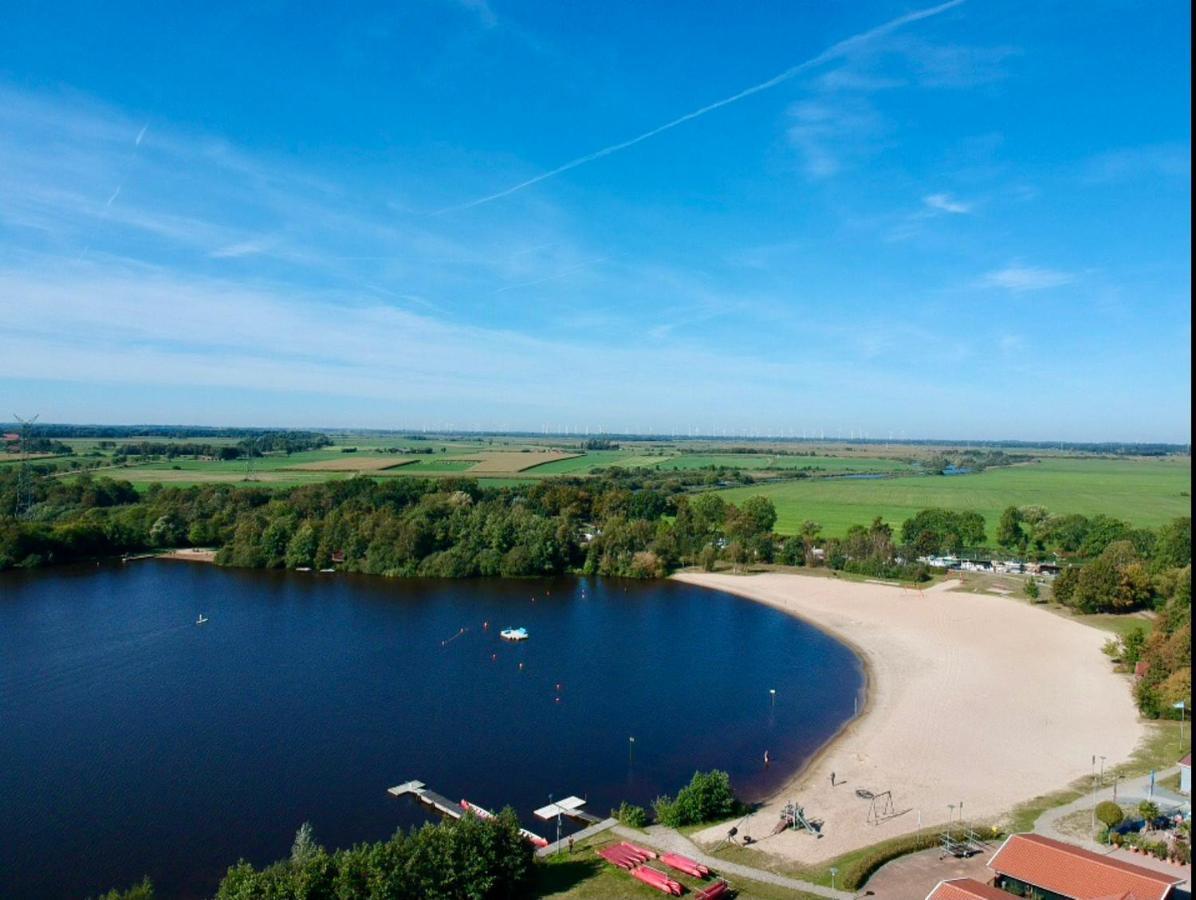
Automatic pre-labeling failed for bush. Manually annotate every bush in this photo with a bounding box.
[613,802,648,828]
[653,770,740,827]
[94,878,154,900]
[1096,801,1124,829]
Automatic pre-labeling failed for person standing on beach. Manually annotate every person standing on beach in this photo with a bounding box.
[830,771,836,786]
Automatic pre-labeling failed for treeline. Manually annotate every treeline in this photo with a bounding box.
[4,423,333,441]
[109,431,331,460]
[99,812,534,900]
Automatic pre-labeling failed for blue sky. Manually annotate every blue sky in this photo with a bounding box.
[0,1,1190,441]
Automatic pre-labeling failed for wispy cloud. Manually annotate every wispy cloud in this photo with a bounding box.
[1080,144,1191,183]
[787,97,885,179]
[438,0,965,212]
[923,192,971,214]
[980,264,1075,292]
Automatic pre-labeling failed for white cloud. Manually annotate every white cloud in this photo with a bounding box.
[923,192,971,214]
[787,98,885,179]
[1081,144,1191,183]
[980,265,1075,292]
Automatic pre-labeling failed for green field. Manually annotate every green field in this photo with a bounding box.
[654,454,911,473]
[713,457,1192,538]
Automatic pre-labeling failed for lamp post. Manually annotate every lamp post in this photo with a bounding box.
[830,867,839,891]
[549,793,562,855]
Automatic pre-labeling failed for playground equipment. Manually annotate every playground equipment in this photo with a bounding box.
[856,788,896,825]
[773,801,820,835]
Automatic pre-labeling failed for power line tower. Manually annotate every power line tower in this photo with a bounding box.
[244,436,257,482]
[13,413,39,518]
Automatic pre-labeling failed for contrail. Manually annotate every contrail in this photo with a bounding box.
[135,123,148,146]
[439,0,964,214]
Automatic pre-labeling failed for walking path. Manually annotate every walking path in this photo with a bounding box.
[535,818,617,858]
[612,824,854,900]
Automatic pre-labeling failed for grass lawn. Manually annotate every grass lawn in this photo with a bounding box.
[532,836,823,899]
[713,457,1191,538]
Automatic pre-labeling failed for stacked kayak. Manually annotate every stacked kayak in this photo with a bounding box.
[631,865,683,896]
[594,842,694,895]
[693,880,730,899]
[661,852,711,879]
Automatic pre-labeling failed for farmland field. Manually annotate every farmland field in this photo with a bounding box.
[284,456,415,472]
[654,453,912,472]
[712,457,1191,538]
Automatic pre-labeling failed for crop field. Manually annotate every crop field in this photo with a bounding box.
[461,450,581,475]
[713,457,1191,538]
[284,456,415,472]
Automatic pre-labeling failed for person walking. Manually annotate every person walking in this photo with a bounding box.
[830,771,836,787]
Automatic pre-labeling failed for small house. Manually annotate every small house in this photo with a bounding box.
[987,833,1184,900]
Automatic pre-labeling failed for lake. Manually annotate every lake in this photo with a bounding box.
[0,561,863,898]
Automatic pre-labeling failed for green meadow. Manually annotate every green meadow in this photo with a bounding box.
[713,457,1192,538]
[653,453,911,473]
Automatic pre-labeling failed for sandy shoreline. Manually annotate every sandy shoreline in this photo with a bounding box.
[673,571,1145,863]
[155,547,218,562]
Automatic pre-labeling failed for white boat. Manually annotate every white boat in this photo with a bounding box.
[196,615,208,625]
[500,626,529,641]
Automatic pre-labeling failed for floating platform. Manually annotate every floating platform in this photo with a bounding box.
[534,795,600,824]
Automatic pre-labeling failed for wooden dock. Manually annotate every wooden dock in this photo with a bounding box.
[388,780,463,820]
[534,795,601,825]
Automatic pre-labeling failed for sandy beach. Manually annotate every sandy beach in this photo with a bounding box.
[674,572,1145,863]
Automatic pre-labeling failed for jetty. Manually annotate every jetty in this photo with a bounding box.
[388,780,462,820]
[388,780,551,847]
[533,795,601,825]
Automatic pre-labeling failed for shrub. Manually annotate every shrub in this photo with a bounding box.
[1096,801,1124,829]
[653,770,740,827]
[613,802,648,828]
[95,878,155,900]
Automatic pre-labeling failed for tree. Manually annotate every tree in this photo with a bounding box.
[997,506,1027,552]
[1096,801,1124,830]
[1138,801,1160,828]
[291,821,321,865]
[1025,578,1039,600]
[653,770,740,827]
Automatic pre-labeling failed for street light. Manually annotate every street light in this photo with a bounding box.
[1113,774,1126,802]
[830,867,839,891]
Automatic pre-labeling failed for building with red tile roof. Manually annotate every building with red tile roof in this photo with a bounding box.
[987,834,1184,900]
[928,877,1017,900]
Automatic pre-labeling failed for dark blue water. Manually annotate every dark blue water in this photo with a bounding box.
[0,561,863,899]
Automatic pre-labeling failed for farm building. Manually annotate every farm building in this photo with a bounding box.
[1181,754,1191,795]
[986,833,1184,900]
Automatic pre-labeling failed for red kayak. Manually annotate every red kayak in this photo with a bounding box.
[459,799,494,818]
[661,851,710,878]
[631,865,683,896]
[619,840,657,860]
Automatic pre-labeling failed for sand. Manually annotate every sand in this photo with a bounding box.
[674,572,1145,863]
